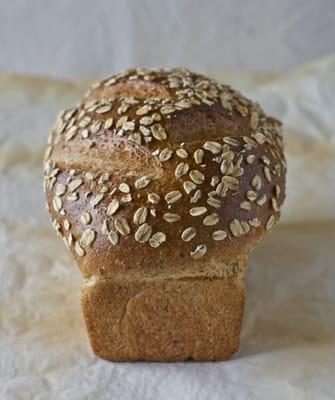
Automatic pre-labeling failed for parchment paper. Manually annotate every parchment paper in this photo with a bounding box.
[1,57,334,400]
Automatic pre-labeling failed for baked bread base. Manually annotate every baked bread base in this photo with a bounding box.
[81,269,245,362]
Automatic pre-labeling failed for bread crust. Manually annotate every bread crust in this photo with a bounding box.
[43,68,286,361]
[81,264,246,361]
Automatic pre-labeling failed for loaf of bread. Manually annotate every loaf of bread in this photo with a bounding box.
[43,68,286,361]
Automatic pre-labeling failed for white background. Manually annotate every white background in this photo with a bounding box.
[0,0,334,80]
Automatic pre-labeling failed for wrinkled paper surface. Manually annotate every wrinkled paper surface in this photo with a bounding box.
[1,57,334,400]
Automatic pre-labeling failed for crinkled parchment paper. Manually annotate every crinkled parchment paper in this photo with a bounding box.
[1,57,334,400]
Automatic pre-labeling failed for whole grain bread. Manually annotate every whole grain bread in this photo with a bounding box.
[44,68,286,361]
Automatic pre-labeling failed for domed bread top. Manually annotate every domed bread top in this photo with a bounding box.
[43,68,286,278]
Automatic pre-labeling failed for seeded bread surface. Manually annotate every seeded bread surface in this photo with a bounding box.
[44,68,286,361]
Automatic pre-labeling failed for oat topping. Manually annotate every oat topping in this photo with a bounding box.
[246,154,256,164]
[240,201,251,210]
[75,241,85,257]
[90,194,104,208]
[189,170,205,184]
[183,181,196,194]
[212,230,227,241]
[159,148,173,162]
[190,244,207,259]
[53,196,62,212]
[203,141,222,154]
[148,193,161,204]
[194,149,204,164]
[266,215,276,230]
[104,117,114,129]
[190,189,201,204]
[80,211,92,225]
[165,191,182,204]
[119,183,130,193]
[80,228,96,248]
[149,232,166,248]
[275,184,281,197]
[135,176,151,189]
[163,213,180,223]
[63,219,71,230]
[115,217,130,236]
[263,166,272,182]
[107,199,120,216]
[207,197,221,208]
[229,219,244,237]
[249,218,261,227]
[133,207,148,225]
[216,182,228,197]
[203,213,219,226]
[55,183,66,196]
[175,163,190,179]
[176,148,188,158]
[101,219,109,235]
[44,67,285,263]
[181,227,196,242]
[108,230,119,245]
[135,223,152,243]
[246,190,257,202]
[251,175,262,191]
[190,207,207,216]
[256,194,267,206]
[151,124,167,141]
[272,198,279,212]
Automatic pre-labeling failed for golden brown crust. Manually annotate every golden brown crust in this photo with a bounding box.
[44,68,286,278]
[43,68,286,361]
[81,270,245,361]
